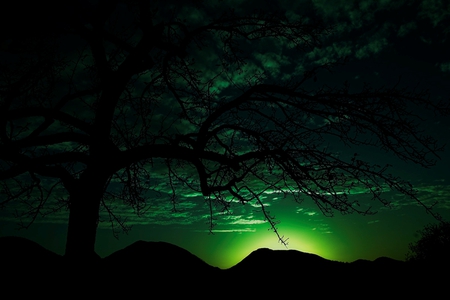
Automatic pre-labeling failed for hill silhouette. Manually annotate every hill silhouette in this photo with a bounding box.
[0,236,446,297]
[230,247,341,270]
[0,236,64,293]
[103,240,218,271]
[102,241,221,285]
[0,236,62,264]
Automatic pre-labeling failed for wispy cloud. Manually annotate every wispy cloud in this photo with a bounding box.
[312,222,333,234]
[388,182,450,210]
[296,208,319,217]
[193,228,257,233]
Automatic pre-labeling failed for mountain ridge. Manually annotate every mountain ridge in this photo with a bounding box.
[0,236,445,296]
[0,235,408,269]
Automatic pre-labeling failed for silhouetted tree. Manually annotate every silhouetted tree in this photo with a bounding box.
[406,221,450,265]
[1,1,448,262]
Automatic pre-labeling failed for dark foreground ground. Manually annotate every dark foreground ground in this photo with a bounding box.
[0,236,448,297]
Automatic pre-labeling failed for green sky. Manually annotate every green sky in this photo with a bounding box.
[1,0,450,269]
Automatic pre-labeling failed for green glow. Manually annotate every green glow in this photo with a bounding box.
[197,226,331,269]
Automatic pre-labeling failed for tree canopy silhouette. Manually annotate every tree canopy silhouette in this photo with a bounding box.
[0,0,449,262]
[406,221,450,265]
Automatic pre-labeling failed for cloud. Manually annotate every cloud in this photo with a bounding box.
[193,228,256,233]
[311,222,333,234]
[418,0,450,28]
[296,208,319,216]
[437,62,450,73]
[397,22,417,37]
[254,52,290,78]
[386,182,450,210]
[354,38,388,59]
[218,214,267,226]
[305,41,353,65]
[229,218,266,225]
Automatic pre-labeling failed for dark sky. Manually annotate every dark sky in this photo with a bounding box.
[1,0,450,269]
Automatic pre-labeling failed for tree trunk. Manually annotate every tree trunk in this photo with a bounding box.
[64,170,106,264]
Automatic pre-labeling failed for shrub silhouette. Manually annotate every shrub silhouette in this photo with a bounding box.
[406,221,450,265]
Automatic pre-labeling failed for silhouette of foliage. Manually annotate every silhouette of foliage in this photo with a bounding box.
[0,1,449,260]
[406,221,450,265]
